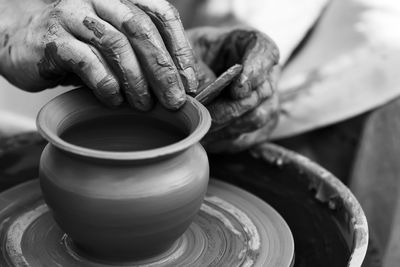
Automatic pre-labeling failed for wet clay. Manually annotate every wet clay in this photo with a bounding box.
[83,16,105,38]
[37,42,85,81]
[60,115,186,151]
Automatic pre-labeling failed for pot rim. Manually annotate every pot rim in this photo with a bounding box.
[36,89,211,161]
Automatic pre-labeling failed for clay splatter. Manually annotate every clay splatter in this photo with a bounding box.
[83,17,105,38]
[205,195,261,251]
[37,42,85,81]
[37,42,62,80]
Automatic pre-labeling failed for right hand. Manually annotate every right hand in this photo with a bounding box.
[0,0,198,110]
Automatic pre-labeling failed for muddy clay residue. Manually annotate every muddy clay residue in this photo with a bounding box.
[209,151,352,267]
[0,179,293,266]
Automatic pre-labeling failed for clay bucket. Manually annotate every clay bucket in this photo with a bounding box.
[209,143,369,267]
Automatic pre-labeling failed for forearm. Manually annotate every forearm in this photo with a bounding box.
[0,0,49,89]
[0,0,48,46]
[0,2,18,75]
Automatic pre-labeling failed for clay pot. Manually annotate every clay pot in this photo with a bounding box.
[36,89,211,260]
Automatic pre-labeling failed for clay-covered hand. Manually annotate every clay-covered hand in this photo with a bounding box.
[0,0,198,110]
[187,27,280,153]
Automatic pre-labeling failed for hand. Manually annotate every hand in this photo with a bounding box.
[187,27,280,153]
[0,0,198,110]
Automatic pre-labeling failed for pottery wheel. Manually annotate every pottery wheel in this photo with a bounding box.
[0,179,294,267]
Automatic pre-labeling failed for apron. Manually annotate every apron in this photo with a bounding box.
[172,0,400,139]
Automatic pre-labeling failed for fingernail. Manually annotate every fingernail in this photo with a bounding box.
[126,92,153,111]
[99,94,123,107]
[181,67,198,94]
[103,92,123,107]
[96,77,123,107]
[164,85,186,110]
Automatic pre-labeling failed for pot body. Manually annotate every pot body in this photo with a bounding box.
[36,89,211,260]
[39,143,209,260]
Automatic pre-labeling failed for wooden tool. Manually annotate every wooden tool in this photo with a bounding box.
[195,64,243,105]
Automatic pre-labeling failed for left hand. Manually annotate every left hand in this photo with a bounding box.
[0,0,198,110]
[187,27,280,153]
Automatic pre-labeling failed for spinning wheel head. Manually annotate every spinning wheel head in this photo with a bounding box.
[0,179,294,267]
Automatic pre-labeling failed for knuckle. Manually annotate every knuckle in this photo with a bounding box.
[175,46,193,59]
[49,5,70,23]
[253,110,269,127]
[44,23,61,41]
[213,102,241,122]
[159,2,180,21]
[151,54,178,80]
[130,76,147,91]
[155,69,179,86]
[143,0,180,22]
[101,31,129,52]
[155,53,175,69]
[123,14,154,40]
[257,81,273,99]
[230,102,243,117]
[83,16,105,39]
[42,9,67,41]
[49,7,63,19]
[137,28,154,41]
[153,67,179,84]
[256,32,280,62]
[96,75,120,94]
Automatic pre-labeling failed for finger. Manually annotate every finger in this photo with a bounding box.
[207,79,273,128]
[203,97,276,143]
[203,113,279,154]
[129,0,198,93]
[64,12,152,111]
[38,38,122,106]
[93,0,186,109]
[269,65,281,90]
[227,96,277,134]
[204,80,278,145]
[228,30,280,99]
[196,59,216,92]
[207,90,261,129]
